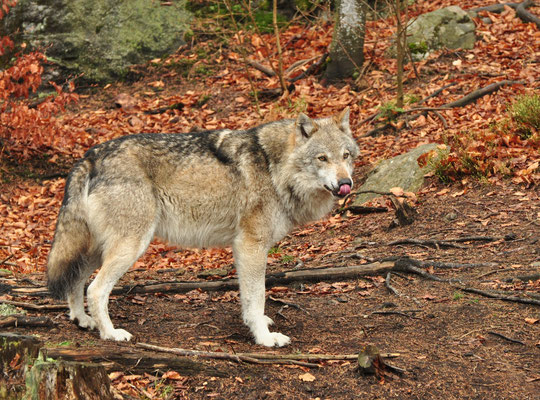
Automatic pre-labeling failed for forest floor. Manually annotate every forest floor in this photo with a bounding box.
[0,0,539,399]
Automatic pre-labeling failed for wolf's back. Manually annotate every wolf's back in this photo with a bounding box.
[47,158,93,299]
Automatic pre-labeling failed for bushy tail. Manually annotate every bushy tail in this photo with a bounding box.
[47,159,93,300]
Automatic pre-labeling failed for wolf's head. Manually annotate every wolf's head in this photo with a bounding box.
[290,107,360,199]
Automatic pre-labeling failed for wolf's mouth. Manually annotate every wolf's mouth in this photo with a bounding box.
[324,184,351,198]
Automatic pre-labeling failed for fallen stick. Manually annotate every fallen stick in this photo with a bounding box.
[385,272,400,296]
[516,0,540,28]
[388,238,468,249]
[136,343,318,368]
[9,261,396,297]
[442,80,525,108]
[246,59,275,77]
[0,315,55,328]
[137,342,399,366]
[42,346,226,376]
[0,299,68,311]
[415,82,457,106]
[487,331,525,345]
[457,286,540,306]
[471,1,533,13]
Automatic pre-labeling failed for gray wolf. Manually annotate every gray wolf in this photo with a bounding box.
[47,108,359,347]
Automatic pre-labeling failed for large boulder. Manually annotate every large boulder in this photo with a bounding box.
[353,143,437,205]
[405,6,476,60]
[2,0,190,82]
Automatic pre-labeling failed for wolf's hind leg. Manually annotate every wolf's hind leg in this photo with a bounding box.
[67,252,100,330]
[233,237,290,347]
[87,239,149,341]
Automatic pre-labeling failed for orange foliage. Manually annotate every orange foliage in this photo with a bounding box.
[0,0,79,160]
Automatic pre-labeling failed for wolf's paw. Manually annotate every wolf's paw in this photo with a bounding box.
[256,332,290,347]
[72,314,96,330]
[100,328,133,341]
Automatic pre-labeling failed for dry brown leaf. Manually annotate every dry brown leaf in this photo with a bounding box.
[299,372,316,382]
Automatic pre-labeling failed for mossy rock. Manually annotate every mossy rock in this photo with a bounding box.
[353,143,437,205]
[2,0,191,82]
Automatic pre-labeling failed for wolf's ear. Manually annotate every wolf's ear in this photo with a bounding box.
[296,113,317,139]
[334,107,351,135]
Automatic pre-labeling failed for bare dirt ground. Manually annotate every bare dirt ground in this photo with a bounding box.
[4,180,539,399]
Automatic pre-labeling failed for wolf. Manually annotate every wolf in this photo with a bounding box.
[47,108,359,347]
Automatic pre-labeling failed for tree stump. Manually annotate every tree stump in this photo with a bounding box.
[0,333,42,399]
[25,360,113,400]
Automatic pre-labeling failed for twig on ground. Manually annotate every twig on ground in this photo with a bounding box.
[415,82,457,106]
[471,1,532,13]
[388,238,468,249]
[385,272,400,296]
[516,0,540,29]
[457,287,540,306]
[371,310,420,319]
[488,331,525,345]
[505,273,540,282]
[0,315,55,328]
[269,296,310,314]
[0,299,68,311]
[0,254,14,266]
[288,52,329,83]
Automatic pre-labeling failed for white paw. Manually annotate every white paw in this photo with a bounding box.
[256,332,291,347]
[100,328,133,341]
[74,314,96,330]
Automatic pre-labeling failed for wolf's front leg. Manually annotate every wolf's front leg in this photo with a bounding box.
[233,236,290,347]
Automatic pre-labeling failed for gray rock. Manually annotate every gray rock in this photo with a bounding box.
[2,0,190,82]
[354,143,437,205]
[406,6,476,60]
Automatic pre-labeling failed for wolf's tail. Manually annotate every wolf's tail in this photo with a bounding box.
[47,158,93,300]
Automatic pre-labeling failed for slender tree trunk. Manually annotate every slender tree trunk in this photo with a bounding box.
[395,0,404,108]
[324,0,366,81]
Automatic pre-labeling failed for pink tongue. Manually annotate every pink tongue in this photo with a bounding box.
[338,184,351,196]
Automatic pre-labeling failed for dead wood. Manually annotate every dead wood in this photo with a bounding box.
[0,315,55,328]
[339,205,389,215]
[247,53,329,83]
[136,343,319,368]
[505,273,540,282]
[247,59,275,77]
[456,286,540,306]
[487,331,525,345]
[516,0,540,28]
[362,80,525,136]
[388,238,468,249]
[471,1,532,13]
[443,80,525,108]
[42,346,227,376]
[137,342,398,368]
[288,52,329,83]
[9,262,396,297]
[385,272,400,296]
[371,310,420,319]
[415,82,457,106]
[0,299,68,310]
[389,197,417,227]
[472,0,539,28]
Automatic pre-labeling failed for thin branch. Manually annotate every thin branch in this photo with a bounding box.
[487,331,525,345]
[457,286,540,306]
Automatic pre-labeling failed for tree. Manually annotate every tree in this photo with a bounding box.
[324,0,366,81]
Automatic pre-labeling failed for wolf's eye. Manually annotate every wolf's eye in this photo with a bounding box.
[318,155,328,162]
[343,152,350,160]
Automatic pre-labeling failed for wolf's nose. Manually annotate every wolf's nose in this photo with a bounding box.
[338,178,352,188]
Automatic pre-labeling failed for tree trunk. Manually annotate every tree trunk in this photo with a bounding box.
[25,361,113,400]
[324,0,366,81]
